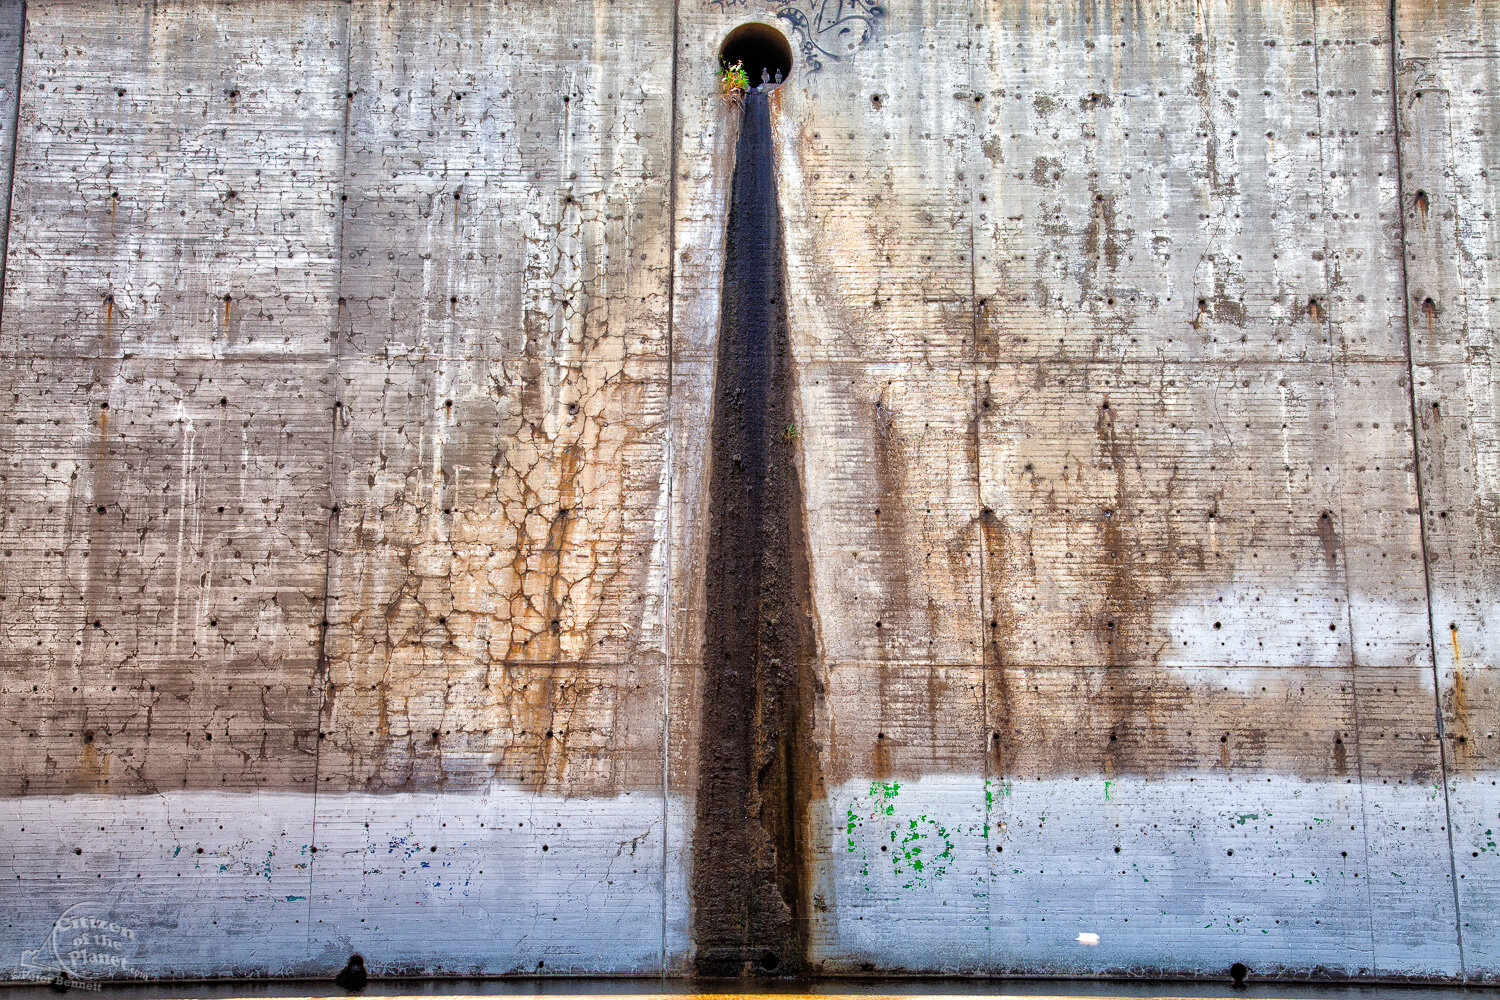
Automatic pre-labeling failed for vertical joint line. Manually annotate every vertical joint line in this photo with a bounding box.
[307,0,356,941]
[661,0,682,977]
[967,7,991,923]
[1386,0,1465,976]
[0,0,27,334]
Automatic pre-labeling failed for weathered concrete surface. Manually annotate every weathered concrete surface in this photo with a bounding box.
[312,0,679,974]
[0,0,1496,983]
[0,0,342,800]
[0,0,679,980]
[752,0,1469,978]
[1397,0,1500,976]
[322,0,675,794]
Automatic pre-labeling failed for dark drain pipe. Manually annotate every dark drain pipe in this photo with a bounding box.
[692,89,817,977]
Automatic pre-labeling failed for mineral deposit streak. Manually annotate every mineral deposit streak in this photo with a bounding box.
[693,88,818,977]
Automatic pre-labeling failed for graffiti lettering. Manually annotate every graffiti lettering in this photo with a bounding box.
[711,0,886,73]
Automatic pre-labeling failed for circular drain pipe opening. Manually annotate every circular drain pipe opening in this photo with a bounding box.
[720,22,793,87]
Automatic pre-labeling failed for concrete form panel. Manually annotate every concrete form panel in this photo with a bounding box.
[1397,0,1500,977]
[2,1,345,361]
[314,0,678,975]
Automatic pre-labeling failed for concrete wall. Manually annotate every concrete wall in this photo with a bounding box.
[0,0,1496,982]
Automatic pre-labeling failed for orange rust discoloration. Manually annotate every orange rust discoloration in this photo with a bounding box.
[822,662,980,788]
[1443,655,1500,776]
[72,732,108,791]
[314,245,652,796]
[317,662,659,796]
[1447,624,1472,763]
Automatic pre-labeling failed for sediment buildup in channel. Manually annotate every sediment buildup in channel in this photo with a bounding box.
[692,88,818,978]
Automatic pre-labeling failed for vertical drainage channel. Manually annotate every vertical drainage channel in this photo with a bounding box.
[693,87,816,978]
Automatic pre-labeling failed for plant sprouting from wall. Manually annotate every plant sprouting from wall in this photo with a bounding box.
[718,59,749,104]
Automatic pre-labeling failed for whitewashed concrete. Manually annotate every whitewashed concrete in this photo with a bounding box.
[2,790,684,979]
[814,774,1458,978]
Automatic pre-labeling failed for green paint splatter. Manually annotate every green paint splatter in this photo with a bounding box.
[846,782,955,891]
[887,814,955,888]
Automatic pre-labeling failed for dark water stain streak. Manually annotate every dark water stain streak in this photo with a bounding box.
[692,90,818,978]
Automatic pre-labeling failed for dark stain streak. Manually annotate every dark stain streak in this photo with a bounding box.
[693,91,817,978]
[978,507,1011,778]
[869,393,913,638]
[1317,512,1340,570]
[1084,191,1121,275]
[1096,397,1143,668]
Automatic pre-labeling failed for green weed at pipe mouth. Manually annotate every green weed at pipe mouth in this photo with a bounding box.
[718,59,750,99]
